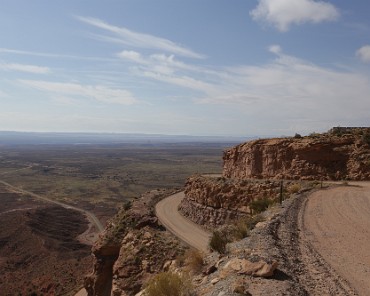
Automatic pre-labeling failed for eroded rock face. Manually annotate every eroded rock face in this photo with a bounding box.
[85,189,184,296]
[180,176,295,228]
[223,130,370,181]
[181,129,370,227]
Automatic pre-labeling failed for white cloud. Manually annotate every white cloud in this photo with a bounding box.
[0,63,50,74]
[19,80,138,105]
[268,45,282,55]
[76,16,205,59]
[117,50,146,64]
[356,45,370,63]
[250,0,340,31]
[115,45,370,131]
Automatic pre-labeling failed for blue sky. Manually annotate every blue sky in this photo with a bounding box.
[0,0,369,137]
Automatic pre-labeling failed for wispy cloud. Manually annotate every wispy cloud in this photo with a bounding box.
[117,50,221,92]
[76,16,206,59]
[115,46,370,126]
[356,45,370,63]
[202,47,370,129]
[19,80,138,105]
[0,62,50,74]
[0,47,114,62]
[250,0,340,32]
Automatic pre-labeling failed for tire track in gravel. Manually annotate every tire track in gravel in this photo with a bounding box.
[267,187,357,295]
[302,183,370,296]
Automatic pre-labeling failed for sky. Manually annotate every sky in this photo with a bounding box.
[0,0,369,137]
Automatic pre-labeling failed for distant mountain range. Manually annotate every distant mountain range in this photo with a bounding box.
[0,131,253,146]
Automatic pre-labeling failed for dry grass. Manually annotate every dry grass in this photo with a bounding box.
[184,248,204,274]
[144,271,193,296]
[249,198,274,214]
[288,183,301,194]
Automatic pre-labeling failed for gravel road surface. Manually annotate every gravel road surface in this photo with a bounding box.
[155,191,211,252]
[303,183,370,295]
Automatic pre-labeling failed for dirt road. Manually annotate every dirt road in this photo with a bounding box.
[303,183,370,295]
[155,191,211,252]
[0,180,104,234]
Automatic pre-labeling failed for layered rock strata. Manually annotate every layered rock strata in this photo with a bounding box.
[181,129,370,227]
[223,129,370,181]
[179,175,297,228]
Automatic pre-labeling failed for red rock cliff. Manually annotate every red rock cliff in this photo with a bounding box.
[223,130,370,181]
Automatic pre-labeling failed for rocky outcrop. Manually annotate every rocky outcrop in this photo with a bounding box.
[180,175,299,228]
[221,258,278,278]
[223,129,370,181]
[84,189,185,296]
[181,129,370,228]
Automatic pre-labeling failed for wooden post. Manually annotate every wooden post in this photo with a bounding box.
[279,180,283,204]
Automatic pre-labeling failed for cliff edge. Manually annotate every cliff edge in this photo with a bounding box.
[223,128,370,181]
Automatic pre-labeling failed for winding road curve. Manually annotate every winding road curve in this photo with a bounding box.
[155,182,370,295]
[155,191,211,252]
[0,179,104,232]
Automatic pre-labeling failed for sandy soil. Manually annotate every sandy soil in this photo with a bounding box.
[155,191,211,252]
[303,183,370,295]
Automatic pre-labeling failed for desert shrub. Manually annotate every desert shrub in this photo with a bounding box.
[145,271,192,296]
[294,133,302,138]
[184,248,204,273]
[308,132,320,138]
[249,198,274,214]
[248,214,265,228]
[209,231,228,254]
[288,183,301,194]
[231,218,250,240]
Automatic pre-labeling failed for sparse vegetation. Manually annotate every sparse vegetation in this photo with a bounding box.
[231,218,250,240]
[209,230,229,254]
[184,248,204,273]
[249,198,274,215]
[229,214,265,241]
[145,271,193,296]
[294,133,302,138]
[288,183,301,194]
